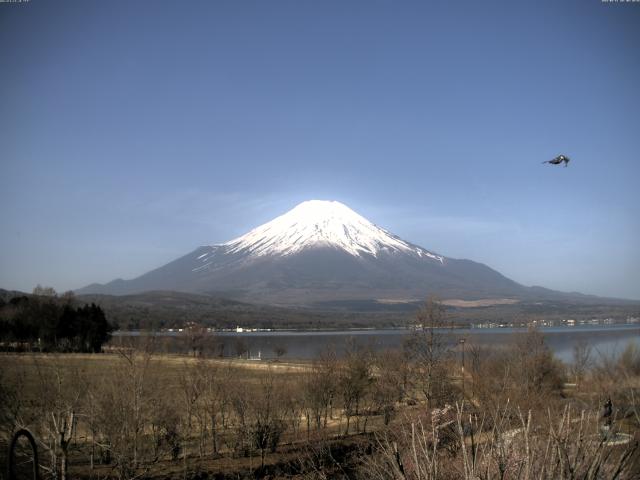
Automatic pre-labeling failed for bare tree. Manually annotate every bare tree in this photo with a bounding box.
[372,349,409,425]
[0,364,32,444]
[249,369,288,469]
[201,360,231,455]
[338,340,373,435]
[363,402,639,480]
[571,339,593,386]
[228,376,252,457]
[511,328,565,410]
[182,324,209,357]
[32,284,57,297]
[299,348,339,445]
[148,391,181,462]
[405,297,452,408]
[31,356,85,480]
[92,345,154,478]
[178,359,205,471]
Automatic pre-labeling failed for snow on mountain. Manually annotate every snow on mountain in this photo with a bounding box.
[216,200,444,262]
[77,199,532,304]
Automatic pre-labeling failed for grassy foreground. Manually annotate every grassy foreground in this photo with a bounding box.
[2,325,640,479]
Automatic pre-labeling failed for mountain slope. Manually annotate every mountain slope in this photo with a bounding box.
[77,200,544,304]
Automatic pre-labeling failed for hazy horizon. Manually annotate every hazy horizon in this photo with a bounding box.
[1,1,639,300]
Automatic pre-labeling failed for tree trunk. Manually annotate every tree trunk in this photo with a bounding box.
[211,416,218,454]
[60,449,68,480]
[183,438,188,480]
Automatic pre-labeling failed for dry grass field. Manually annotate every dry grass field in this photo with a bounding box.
[0,350,392,479]
[2,323,640,479]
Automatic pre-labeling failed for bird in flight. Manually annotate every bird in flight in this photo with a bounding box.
[543,154,570,167]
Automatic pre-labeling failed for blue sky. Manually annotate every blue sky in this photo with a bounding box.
[1,1,639,299]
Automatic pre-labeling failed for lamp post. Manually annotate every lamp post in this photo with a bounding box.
[459,338,466,399]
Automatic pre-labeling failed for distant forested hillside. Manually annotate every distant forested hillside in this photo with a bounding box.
[2,288,638,333]
[74,290,411,330]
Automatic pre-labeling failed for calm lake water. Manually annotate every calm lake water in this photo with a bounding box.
[113,324,640,363]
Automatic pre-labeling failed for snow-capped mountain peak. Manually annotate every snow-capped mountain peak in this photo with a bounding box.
[220,200,444,262]
[77,200,533,304]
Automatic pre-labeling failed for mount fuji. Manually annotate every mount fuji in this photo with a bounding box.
[77,200,547,305]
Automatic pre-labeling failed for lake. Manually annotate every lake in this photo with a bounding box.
[113,324,640,363]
